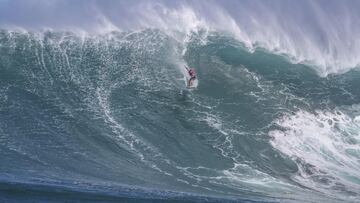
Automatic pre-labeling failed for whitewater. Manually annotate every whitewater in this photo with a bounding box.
[1,1,360,202]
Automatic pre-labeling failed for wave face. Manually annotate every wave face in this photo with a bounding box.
[1,1,360,202]
[1,29,360,203]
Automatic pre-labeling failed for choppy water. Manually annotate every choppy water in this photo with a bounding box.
[0,26,360,203]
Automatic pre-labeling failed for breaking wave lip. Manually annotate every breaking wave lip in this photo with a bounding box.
[2,26,358,79]
[269,109,360,202]
[2,0,360,76]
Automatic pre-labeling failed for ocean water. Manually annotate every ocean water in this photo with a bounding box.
[1,1,360,203]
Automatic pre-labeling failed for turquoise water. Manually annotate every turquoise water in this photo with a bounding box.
[0,29,360,202]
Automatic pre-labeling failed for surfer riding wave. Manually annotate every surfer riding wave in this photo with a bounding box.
[185,65,196,87]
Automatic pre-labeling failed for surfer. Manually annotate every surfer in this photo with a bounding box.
[185,65,196,87]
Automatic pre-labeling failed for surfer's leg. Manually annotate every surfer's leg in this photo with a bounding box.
[189,77,196,86]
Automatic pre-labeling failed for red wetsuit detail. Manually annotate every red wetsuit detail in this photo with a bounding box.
[189,69,196,78]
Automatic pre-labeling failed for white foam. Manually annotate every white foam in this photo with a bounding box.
[269,109,360,199]
[190,112,315,199]
[3,1,360,75]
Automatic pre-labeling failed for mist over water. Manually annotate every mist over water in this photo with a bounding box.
[1,1,360,203]
[1,0,360,75]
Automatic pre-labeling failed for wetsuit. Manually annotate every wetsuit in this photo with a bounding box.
[189,69,196,79]
[188,69,196,87]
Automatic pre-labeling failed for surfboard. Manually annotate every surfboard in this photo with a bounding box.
[186,78,197,89]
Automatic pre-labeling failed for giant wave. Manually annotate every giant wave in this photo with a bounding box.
[1,1,360,203]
